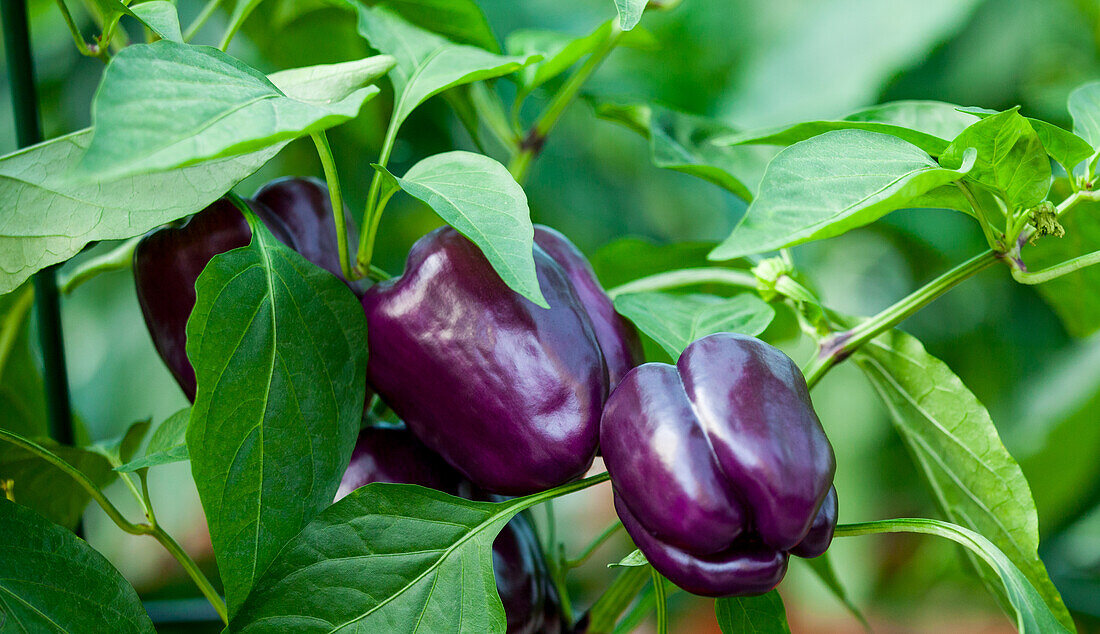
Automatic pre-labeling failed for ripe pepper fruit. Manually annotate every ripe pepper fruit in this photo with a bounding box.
[600,333,837,597]
[361,226,612,495]
[337,426,566,634]
[134,178,354,402]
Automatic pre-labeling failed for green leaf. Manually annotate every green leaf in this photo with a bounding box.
[940,109,1052,211]
[718,100,980,157]
[75,42,391,181]
[356,0,499,52]
[230,483,523,633]
[186,210,368,613]
[508,20,617,100]
[855,329,1073,630]
[1068,80,1100,149]
[115,407,191,473]
[0,439,115,529]
[612,292,775,358]
[129,1,183,42]
[960,108,1094,177]
[592,100,776,201]
[0,128,279,294]
[609,549,649,568]
[801,554,869,630]
[355,7,535,136]
[710,130,976,260]
[0,286,44,438]
[378,151,547,307]
[0,499,155,633]
[838,518,1071,634]
[714,591,790,634]
[90,419,152,466]
[1025,199,1100,337]
[614,0,646,30]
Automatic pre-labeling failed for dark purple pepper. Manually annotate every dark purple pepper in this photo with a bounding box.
[336,427,565,634]
[253,176,360,291]
[361,227,607,495]
[533,226,643,389]
[133,198,296,401]
[600,333,836,597]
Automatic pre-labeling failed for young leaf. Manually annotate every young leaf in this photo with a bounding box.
[1068,80,1100,149]
[186,211,367,613]
[714,591,790,634]
[840,518,1071,634]
[609,549,649,568]
[612,292,775,358]
[75,42,391,181]
[718,100,981,157]
[940,109,1052,211]
[376,151,547,307]
[592,100,777,201]
[0,499,155,633]
[230,483,525,632]
[614,0,646,30]
[115,408,191,472]
[710,130,976,260]
[90,419,152,466]
[128,1,183,43]
[1025,198,1100,337]
[0,129,279,295]
[0,439,115,529]
[856,329,1073,630]
[961,107,1096,177]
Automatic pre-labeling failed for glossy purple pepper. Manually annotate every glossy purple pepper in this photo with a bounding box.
[600,333,837,597]
[361,227,608,495]
[336,426,565,634]
[532,226,643,389]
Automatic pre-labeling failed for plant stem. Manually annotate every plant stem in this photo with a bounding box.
[183,0,222,42]
[508,21,624,184]
[651,568,668,634]
[311,132,354,280]
[566,520,623,569]
[54,0,109,61]
[606,267,758,299]
[804,249,999,388]
[1012,248,1100,284]
[585,565,651,634]
[0,429,146,534]
[3,0,77,447]
[149,525,228,624]
[58,235,141,294]
[355,108,403,277]
[1055,188,1100,218]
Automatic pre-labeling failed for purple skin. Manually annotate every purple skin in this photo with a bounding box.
[336,427,564,634]
[133,197,295,401]
[532,226,643,389]
[600,333,837,597]
[361,227,608,495]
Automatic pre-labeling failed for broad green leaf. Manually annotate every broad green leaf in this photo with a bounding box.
[710,130,976,260]
[719,100,980,157]
[0,439,115,529]
[115,407,191,472]
[856,329,1072,629]
[1068,81,1100,149]
[354,6,535,134]
[609,549,649,568]
[223,0,268,48]
[267,55,395,103]
[75,42,391,181]
[960,107,1095,177]
[940,109,1052,211]
[715,591,790,634]
[592,100,776,201]
[612,292,775,358]
[230,483,525,633]
[840,518,1071,633]
[356,0,499,52]
[377,151,547,307]
[1025,199,1100,337]
[0,129,278,294]
[129,1,183,42]
[614,0,646,30]
[186,211,367,613]
[0,499,155,633]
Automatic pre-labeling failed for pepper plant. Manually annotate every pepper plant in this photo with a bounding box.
[0,0,1097,632]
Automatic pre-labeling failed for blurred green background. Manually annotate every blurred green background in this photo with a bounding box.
[3,0,1100,631]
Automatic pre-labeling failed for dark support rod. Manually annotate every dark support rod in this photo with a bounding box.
[3,0,76,446]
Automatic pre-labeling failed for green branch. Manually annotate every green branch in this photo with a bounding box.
[58,236,141,294]
[1012,248,1100,284]
[565,520,622,569]
[607,267,758,299]
[311,132,354,281]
